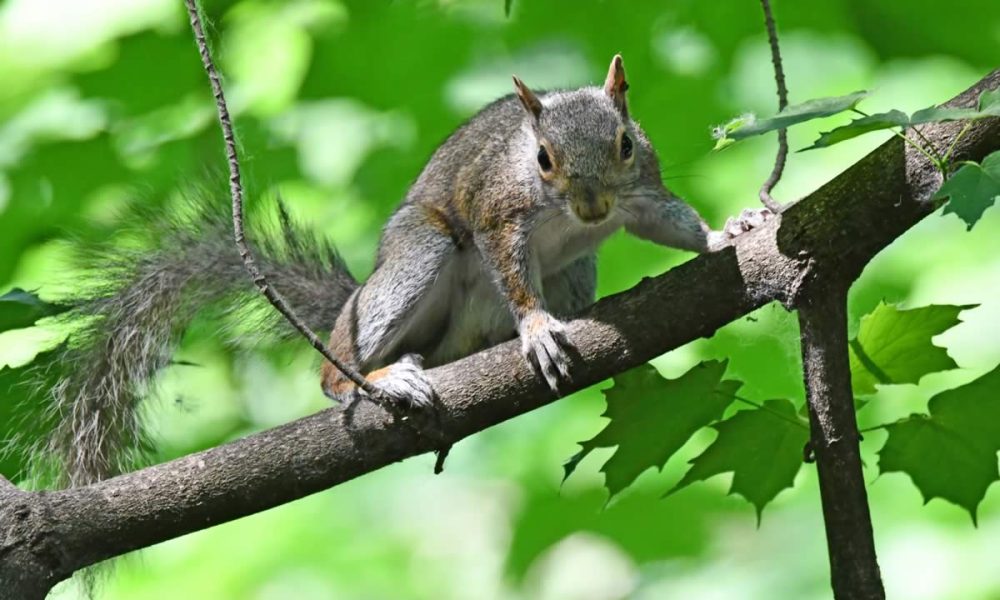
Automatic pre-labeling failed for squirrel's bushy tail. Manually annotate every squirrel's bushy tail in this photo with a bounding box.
[38,189,356,487]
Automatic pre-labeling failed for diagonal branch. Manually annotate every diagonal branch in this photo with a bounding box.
[0,70,997,599]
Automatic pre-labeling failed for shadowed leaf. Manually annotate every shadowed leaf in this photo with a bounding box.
[879,365,1000,523]
[936,150,1000,230]
[565,361,739,499]
[0,289,69,334]
[669,399,809,520]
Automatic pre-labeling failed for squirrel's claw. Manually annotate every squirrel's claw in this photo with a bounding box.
[727,207,772,234]
[369,353,437,408]
[519,310,574,395]
[708,207,773,251]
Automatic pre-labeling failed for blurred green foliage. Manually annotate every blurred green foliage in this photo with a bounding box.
[2,0,1000,598]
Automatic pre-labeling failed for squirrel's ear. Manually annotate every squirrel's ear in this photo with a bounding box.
[512,75,543,120]
[603,54,629,117]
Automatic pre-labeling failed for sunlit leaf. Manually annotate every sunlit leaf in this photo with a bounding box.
[879,365,1000,523]
[848,302,971,396]
[802,110,909,150]
[936,150,1000,230]
[564,361,739,498]
[804,89,1000,150]
[712,91,868,146]
[669,399,808,520]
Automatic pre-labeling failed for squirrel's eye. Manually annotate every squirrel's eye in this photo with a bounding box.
[537,146,553,172]
[620,134,633,161]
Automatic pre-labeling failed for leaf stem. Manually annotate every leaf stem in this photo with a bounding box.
[941,121,974,171]
[851,108,945,171]
[730,394,810,430]
[908,125,942,162]
[890,130,944,171]
[857,425,885,434]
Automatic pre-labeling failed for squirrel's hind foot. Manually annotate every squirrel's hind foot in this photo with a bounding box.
[368,354,437,409]
[327,354,437,409]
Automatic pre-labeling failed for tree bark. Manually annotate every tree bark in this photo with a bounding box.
[0,69,997,599]
[799,284,885,600]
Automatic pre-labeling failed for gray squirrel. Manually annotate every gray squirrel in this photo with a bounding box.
[38,55,765,487]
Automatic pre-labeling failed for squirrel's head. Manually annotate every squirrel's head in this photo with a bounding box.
[513,54,640,225]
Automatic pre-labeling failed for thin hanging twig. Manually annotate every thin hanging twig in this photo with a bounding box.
[758,0,788,213]
[182,0,379,398]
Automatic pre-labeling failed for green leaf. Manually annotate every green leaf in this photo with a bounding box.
[848,302,971,396]
[878,365,1000,523]
[802,110,909,150]
[669,399,808,520]
[0,289,68,334]
[908,106,981,126]
[935,150,1000,230]
[804,90,1000,151]
[713,91,868,145]
[565,361,739,498]
[977,88,1000,114]
[504,0,513,16]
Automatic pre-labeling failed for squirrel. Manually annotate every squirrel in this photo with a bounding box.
[31,55,764,487]
[319,55,761,404]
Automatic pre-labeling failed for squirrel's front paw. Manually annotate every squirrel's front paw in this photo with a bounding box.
[370,354,436,408]
[707,208,773,250]
[518,310,574,394]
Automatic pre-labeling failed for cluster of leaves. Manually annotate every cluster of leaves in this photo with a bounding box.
[566,302,999,522]
[714,89,1000,229]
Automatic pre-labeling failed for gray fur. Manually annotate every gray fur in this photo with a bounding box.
[38,190,357,486]
[42,59,769,480]
[327,65,731,400]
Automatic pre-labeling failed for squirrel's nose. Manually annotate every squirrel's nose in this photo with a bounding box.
[571,189,615,224]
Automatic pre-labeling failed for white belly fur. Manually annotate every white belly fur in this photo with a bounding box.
[423,211,622,366]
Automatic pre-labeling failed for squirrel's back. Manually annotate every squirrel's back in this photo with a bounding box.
[404,94,530,227]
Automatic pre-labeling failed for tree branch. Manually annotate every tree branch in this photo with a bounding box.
[0,70,997,599]
[182,0,378,397]
[759,0,790,212]
[799,282,884,600]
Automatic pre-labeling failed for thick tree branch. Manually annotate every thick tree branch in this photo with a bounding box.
[1,70,997,599]
[799,283,884,600]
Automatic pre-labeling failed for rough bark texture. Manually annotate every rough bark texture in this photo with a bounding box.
[799,285,885,600]
[0,70,997,599]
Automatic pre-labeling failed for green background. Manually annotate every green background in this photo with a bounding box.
[1,0,999,598]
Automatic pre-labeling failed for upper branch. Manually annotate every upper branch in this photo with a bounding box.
[183,0,378,396]
[758,0,790,212]
[2,70,997,597]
